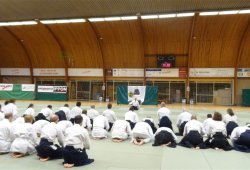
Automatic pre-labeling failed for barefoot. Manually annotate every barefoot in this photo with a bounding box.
[64,163,69,168]
[65,164,74,168]
[39,157,49,161]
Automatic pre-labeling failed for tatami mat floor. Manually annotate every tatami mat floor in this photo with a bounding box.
[0,100,250,170]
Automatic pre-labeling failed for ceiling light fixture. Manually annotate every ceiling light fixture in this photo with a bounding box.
[158,14,176,18]
[141,15,158,19]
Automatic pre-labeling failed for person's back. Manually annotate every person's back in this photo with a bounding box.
[103,109,116,123]
[183,119,204,136]
[132,122,154,145]
[111,120,132,140]
[41,122,64,145]
[59,104,71,120]
[207,120,226,137]
[92,115,109,139]
[0,114,14,153]
[39,106,52,120]
[87,106,99,120]
[56,120,73,134]
[3,101,18,120]
[124,110,138,123]
[157,102,171,120]
[32,120,50,136]
[203,114,213,135]
[224,114,237,124]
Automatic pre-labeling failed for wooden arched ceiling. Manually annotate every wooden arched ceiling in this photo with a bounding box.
[238,21,250,68]
[7,24,65,68]
[47,23,103,68]
[142,18,192,54]
[190,15,250,68]
[0,27,30,67]
[92,20,144,68]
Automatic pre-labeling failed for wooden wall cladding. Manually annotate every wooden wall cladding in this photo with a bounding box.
[7,24,65,68]
[92,20,144,68]
[47,23,103,68]
[0,27,30,67]
[190,15,249,68]
[142,18,192,55]
[238,22,250,68]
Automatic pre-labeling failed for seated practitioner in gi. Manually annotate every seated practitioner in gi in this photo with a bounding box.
[111,119,132,142]
[223,108,238,137]
[91,114,109,139]
[157,102,171,120]
[124,106,139,129]
[35,105,53,121]
[62,115,94,168]
[69,102,82,124]
[3,99,18,121]
[152,127,177,147]
[32,119,50,137]
[35,114,64,161]
[230,123,250,152]
[87,105,100,127]
[176,110,192,135]
[56,120,73,136]
[58,104,71,121]
[81,110,92,130]
[143,117,157,134]
[204,112,232,151]
[203,114,213,136]
[131,122,154,146]
[10,115,38,158]
[24,103,35,117]
[103,103,117,131]
[129,98,140,110]
[179,115,205,149]
[0,113,14,154]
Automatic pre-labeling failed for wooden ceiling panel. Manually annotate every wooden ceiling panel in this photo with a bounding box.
[7,24,65,68]
[0,27,29,67]
[190,15,249,68]
[238,23,250,67]
[93,20,144,68]
[47,23,103,68]
[142,18,192,55]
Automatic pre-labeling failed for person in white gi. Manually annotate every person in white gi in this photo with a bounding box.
[62,115,94,168]
[132,122,154,146]
[124,106,139,129]
[129,98,140,110]
[230,124,250,152]
[204,112,232,151]
[223,108,238,137]
[24,103,35,117]
[35,115,64,161]
[103,103,116,131]
[69,102,82,123]
[0,113,14,153]
[87,105,100,126]
[36,105,53,121]
[111,119,132,142]
[56,120,73,136]
[157,102,171,120]
[179,115,205,149]
[32,119,50,137]
[10,115,38,158]
[176,110,192,135]
[81,110,92,130]
[3,99,18,121]
[153,127,177,147]
[91,115,109,139]
[203,114,213,136]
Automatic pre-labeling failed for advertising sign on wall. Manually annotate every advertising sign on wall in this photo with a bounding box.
[68,68,103,76]
[145,68,179,77]
[22,84,35,92]
[237,68,250,77]
[189,68,234,77]
[33,68,65,76]
[0,84,13,91]
[1,68,30,76]
[113,69,144,77]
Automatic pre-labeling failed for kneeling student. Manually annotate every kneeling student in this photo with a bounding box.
[230,124,250,152]
[92,115,109,139]
[152,127,177,147]
[111,120,132,142]
[62,115,94,168]
[132,122,154,146]
[179,115,205,149]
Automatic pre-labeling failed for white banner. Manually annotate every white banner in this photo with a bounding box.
[0,84,13,91]
[146,68,179,77]
[189,68,235,77]
[53,86,67,93]
[22,84,35,92]
[38,86,54,93]
[68,68,103,76]
[1,68,30,76]
[33,68,65,76]
[113,69,144,77]
[128,86,146,103]
[237,68,250,77]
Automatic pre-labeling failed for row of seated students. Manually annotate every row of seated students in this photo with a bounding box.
[1,101,250,168]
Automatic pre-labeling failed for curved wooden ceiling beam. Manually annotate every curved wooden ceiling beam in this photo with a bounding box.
[4,27,34,83]
[234,18,250,105]
[138,18,146,85]
[38,22,69,82]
